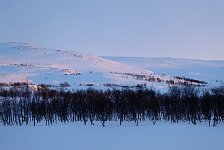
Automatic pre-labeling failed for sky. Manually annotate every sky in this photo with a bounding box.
[0,0,224,60]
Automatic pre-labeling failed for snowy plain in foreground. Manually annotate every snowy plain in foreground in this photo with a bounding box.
[0,122,223,150]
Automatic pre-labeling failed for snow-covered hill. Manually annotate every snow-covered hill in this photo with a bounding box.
[0,42,207,90]
[104,56,224,86]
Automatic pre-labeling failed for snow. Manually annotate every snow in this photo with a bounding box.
[1,43,224,150]
[1,42,223,90]
[0,42,155,88]
[0,122,223,150]
[103,56,224,86]
[1,42,202,91]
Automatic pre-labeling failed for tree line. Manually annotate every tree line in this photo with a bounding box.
[0,82,223,126]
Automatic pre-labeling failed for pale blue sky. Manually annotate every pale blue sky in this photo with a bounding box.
[0,0,224,60]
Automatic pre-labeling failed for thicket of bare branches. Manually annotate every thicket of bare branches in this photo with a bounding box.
[0,83,223,126]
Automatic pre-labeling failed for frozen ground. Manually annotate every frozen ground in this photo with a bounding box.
[0,122,223,150]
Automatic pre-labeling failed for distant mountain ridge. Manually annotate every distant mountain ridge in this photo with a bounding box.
[103,56,224,86]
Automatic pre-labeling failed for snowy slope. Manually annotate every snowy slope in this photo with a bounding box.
[0,42,208,90]
[104,56,224,86]
[0,122,223,150]
[0,42,154,89]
